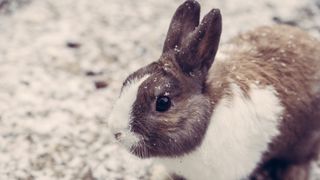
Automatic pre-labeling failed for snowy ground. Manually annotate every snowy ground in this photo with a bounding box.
[0,0,319,179]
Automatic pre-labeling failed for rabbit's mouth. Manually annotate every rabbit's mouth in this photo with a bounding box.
[111,129,140,150]
[111,129,152,158]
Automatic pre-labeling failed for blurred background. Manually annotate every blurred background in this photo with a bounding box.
[0,0,319,179]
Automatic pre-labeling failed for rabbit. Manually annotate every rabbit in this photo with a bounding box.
[107,0,320,179]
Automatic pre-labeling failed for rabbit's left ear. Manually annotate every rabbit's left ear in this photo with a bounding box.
[178,9,222,75]
[162,0,200,53]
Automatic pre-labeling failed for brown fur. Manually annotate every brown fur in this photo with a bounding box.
[127,52,214,158]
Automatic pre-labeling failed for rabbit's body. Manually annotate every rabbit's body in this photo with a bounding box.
[157,25,320,180]
[108,1,320,179]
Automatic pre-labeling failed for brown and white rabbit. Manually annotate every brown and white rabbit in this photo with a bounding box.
[108,0,320,179]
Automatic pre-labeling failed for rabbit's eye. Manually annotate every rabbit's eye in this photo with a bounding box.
[156,96,171,112]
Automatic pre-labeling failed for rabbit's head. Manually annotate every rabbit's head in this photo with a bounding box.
[108,0,222,158]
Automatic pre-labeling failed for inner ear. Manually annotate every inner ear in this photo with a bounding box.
[195,9,222,71]
[162,0,200,53]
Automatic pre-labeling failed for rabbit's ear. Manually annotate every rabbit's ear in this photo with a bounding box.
[162,0,200,53]
[178,9,222,75]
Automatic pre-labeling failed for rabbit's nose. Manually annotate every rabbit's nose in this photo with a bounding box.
[114,132,122,140]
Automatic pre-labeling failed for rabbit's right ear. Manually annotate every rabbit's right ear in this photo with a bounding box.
[162,0,200,53]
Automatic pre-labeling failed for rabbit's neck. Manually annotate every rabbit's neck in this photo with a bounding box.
[157,83,284,180]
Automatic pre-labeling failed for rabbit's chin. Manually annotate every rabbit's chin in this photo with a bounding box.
[130,141,152,159]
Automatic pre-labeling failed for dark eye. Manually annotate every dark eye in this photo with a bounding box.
[156,96,171,112]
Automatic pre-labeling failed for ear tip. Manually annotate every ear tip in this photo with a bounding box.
[210,9,222,18]
[180,0,201,12]
[204,9,222,24]
[185,0,200,7]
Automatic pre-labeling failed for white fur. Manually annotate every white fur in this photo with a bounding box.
[108,75,149,149]
[157,84,284,180]
[150,164,172,180]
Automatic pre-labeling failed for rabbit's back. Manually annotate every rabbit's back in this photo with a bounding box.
[210,25,320,113]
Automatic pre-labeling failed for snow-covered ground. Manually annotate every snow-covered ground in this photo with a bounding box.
[0,0,319,179]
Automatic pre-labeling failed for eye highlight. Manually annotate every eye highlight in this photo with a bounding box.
[156,96,171,112]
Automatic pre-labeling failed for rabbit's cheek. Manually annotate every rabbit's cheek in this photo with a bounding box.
[108,75,150,145]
